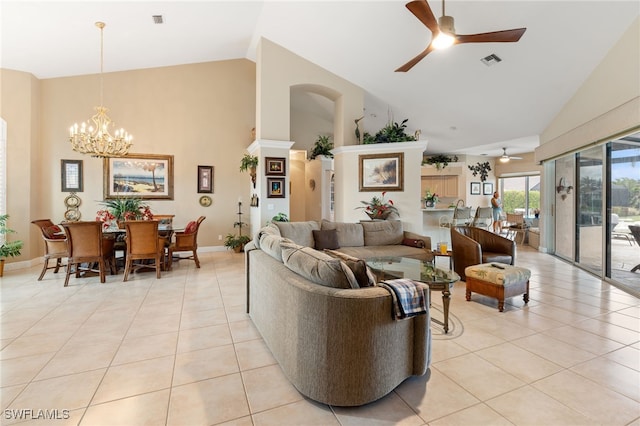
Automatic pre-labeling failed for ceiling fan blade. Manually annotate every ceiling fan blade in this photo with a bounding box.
[456,28,526,44]
[395,44,435,72]
[406,0,439,34]
[510,156,523,160]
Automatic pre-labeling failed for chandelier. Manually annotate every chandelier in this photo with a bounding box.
[69,22,132,158]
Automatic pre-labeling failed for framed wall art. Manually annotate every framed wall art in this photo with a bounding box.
[358,153,404,192]
[61,159,83,192]
[265,157,286,176]
[197,165,213,193]
[267,178,285,198]
[483,182,494,195]
[103,153,174,200]
[470,182,481,195]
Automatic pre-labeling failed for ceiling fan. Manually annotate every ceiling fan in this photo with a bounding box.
[396,0,527,72]
[499,148,523,163]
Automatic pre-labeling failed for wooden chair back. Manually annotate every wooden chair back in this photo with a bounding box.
[61,221,107,286]
[123,220,162,281]
[168,216,206,270]
[31,219,68,281]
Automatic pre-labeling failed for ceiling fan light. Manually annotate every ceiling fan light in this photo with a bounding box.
[432,32,455,49]
[500,156,510,163]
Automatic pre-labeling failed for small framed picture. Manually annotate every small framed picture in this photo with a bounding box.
[265,157,286,176]
[483,182,494,195]
[61,159,83,192]
[470,182,481,195]
[197,165,213,193]
[267,178,285,198]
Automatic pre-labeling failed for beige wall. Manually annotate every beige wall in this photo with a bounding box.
[257,38,363,147]
[2,60,256,263]
[538,17,640,160]
[0,69,40,262]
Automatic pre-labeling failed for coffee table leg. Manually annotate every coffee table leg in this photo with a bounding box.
[442,289,450,333]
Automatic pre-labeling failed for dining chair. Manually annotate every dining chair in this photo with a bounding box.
[31,219,68,281]
[123,220,164,281]
[472,207,493,230]
[505,213,529,244]
[61,221,112,287]
[168,216,206,270]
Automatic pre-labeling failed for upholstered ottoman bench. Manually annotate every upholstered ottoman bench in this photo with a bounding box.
[464,263,530,312]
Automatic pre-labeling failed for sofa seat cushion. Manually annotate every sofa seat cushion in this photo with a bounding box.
[336,245,432,262]
[321,220,365,247]
[482,252,513,265]
[275,221,319,247]
[280,242,358,289]
[361,220,404,246]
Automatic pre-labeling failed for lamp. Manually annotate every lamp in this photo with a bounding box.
[69,22,132,158]
[432,7,456,50]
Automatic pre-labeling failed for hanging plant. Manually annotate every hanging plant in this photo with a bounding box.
[468,162,492,182]
[422,154,458,170]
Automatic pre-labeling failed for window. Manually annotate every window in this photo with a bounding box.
[499,175,540,218]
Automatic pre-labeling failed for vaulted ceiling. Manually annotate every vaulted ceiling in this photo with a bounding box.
[2,1,638,157]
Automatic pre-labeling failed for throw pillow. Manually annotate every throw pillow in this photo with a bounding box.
[42,225,65,239]
[184,221,197,234]
[280,242,358,289]
[402,238,425,248]
[324,249,377,287]
[312,229,340,250]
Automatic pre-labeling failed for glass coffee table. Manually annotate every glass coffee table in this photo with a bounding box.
[365,256,460,333]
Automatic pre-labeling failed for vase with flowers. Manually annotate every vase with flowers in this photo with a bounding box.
[423,190,439,208]
[356,192,399,220]
[96,197,154,229]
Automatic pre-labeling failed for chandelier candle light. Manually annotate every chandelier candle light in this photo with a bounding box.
[69,22,132,158]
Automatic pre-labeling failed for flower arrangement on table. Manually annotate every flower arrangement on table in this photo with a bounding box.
[356,191,399,220]
[96,197,154,229]
[423,190,439,207]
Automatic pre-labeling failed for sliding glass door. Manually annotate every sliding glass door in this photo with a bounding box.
[576,146,603,274]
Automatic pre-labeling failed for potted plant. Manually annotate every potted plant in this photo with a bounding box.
[271,212,289,222]
[422,154,459,170]
[0,215,23,277]
[356,192,399,220]
[423,189,439,208]
[97,197,153,229]
[362,119,418,144]
[240,154,259,188]
[224,234,251,253]
[309,135,334,159]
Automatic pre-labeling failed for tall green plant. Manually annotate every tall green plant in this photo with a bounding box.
[362,119,417,144]
[0,215,23,259]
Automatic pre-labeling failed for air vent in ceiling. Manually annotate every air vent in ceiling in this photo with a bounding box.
[481,53,502,67]
[152,15,164,24]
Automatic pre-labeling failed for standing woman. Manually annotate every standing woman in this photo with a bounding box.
[491,191,502,233]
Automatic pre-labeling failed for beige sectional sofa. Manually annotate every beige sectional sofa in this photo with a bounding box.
[245,220,433,406]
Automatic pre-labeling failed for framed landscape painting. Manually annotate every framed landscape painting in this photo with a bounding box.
[103,154,174,200]
[359,153,404,192]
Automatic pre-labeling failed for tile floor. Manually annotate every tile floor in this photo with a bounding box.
[1,246,639,426]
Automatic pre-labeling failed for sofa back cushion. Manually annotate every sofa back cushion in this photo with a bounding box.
[361,220,404,246]
[275,221,319,247]
[321,220,364,247]
[259,234,294,262]
[280,242,358,289]
[324,249,376,287]
[254,223,281,249]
